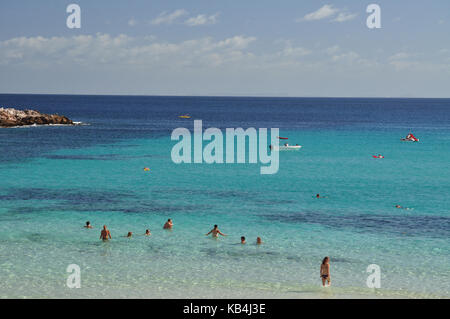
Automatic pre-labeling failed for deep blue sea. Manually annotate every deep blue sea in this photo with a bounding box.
[0,94,449,298]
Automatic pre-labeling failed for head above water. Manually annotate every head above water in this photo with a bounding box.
[86,221,90,226]
[241,236,246,242]
[256,237,262,244]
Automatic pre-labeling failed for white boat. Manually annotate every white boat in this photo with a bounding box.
[270,144,302,151]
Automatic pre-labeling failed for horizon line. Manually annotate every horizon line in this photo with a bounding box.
[1,92,450,100]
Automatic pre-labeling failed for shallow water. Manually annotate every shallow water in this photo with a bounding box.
[0,95,449,298]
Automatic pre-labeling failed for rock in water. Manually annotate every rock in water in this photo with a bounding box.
[0,107,75,127]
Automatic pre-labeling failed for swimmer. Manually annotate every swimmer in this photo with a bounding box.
[124,232,132,238]
[316,194,320,198]
[256,237,263,244]
[241,236,246,244]
[320,256,331,287]
[395,204,412,210]
[145,229,151,236]
[84,221,93,229]
[163,219,173,230]
[100,225,112,241]
[205,225,227,238]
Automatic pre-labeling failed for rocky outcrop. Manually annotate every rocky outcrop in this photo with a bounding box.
[0,107,74,127]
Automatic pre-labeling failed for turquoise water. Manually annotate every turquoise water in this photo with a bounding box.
[0,95,449,298]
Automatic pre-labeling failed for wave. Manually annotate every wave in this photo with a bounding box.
[6,122,87,128]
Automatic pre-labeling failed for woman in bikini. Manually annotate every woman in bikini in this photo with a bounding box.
[320,256,331,287]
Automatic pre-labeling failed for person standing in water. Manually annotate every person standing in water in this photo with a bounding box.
[320,257,331,287]
[205,225,227,238]
[100,225,112,241]
[163,219,173,230]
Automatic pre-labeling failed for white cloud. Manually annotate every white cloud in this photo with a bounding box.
[3,34,449,97]
[298,5,356,23]
[128,18,137,27]
[389,52,410,61]
[3,34,443,82]
[0,34,385,73]
[299,5,338,21]
[325,45,340,55]
[216,35,256,50]
[333,12,358,23]
[151,9,188,25]
[388,52,417,70]
[185,13,219,26]
[389,60,416,70]
[331,51,360,63]
[279,43,311,58]
[0,34,258,68]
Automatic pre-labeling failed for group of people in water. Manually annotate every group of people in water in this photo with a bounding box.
[87,219,331,286]
[204,224,263,245]
[89,220,264,246]
[91,219,173,240]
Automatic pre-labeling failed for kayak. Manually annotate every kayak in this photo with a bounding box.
[373,155,384,158]
[277,136,288,140]
[179,115,191,119]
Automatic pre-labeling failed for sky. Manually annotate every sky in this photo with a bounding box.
[0,0,449,97]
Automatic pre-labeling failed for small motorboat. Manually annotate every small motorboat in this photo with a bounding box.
[178,115,191,119]
[277,136,288,140]
[270,144,302,151]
